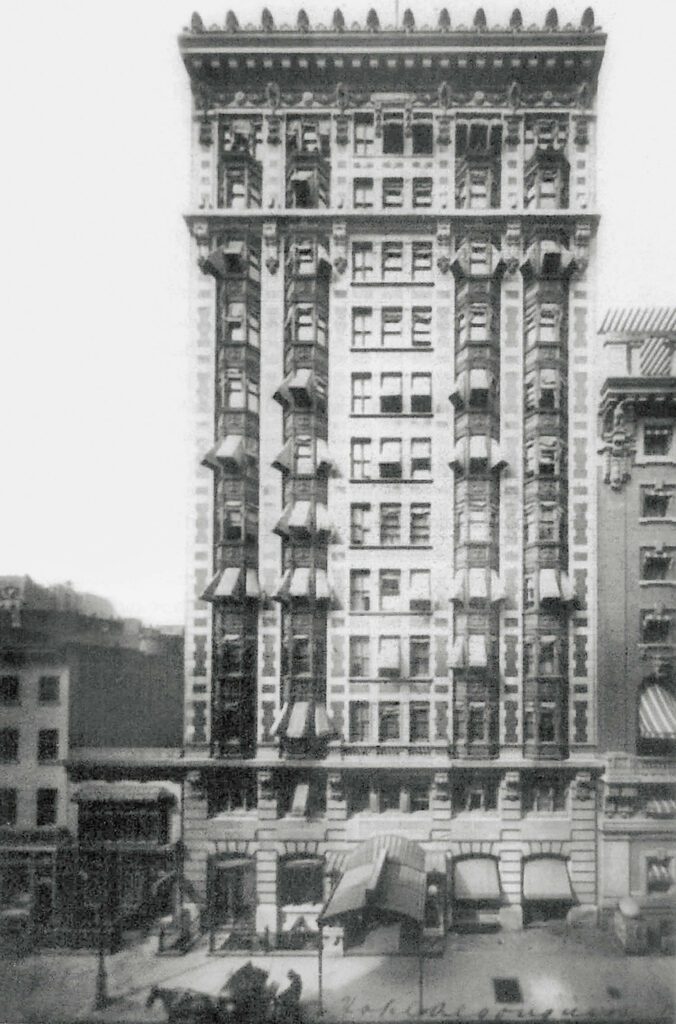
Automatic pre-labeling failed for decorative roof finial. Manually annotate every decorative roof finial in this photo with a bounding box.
[438,8,451,31]
[225,10,239,31]
[297,8,310,31]
[581,7,595,30]
[332,7,345,31]
[366,8,380,31]
[402,8,415,31]
[545,7,558,30]
[473,8,487,30]
[190,12,205,32]
[509,8,523,30]
[261,8,275,30]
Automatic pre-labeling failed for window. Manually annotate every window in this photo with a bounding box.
[349,570,371,612]
[352,307,373,347]
[37,729,59,763]
[279,857,324,905]
[641,611,671,644]
[353,242,373,282]
[0,729,19,763]
[379,570,401,611]
[641,548,672,582]
[382,242,403,281]
[468,504,489,542]
[539,368,559,410]
[538,641,557,676]
[642,489,670,518]
[208,773,257,814]
[410,703,430,742]
[354,113,374,155]
[222,502,242,543]
[380,373,403,413]
[0,789,17,827]
[453,776,498,813]
[409,570,431,612]
[224,368,244,409]
[351,438,371,479]
[410,504,431,545]
[467,704,487,743]
[412,241,433,281]
[647,856,674,895]
[349,702,371,741]
[411,373,432,414]
[409,779,431,811]
[294,306,315,343]
[379,438,402,479]
[538,437,559,478]
[380,503,401,545]
[468,168,489,209]
[350,503,372,545]
[353,177,374,209]
[0,676,19,704]
[247,379,259,413]
[382,307,403,346]
[382,113,404,154]
[468,305,489,342]
[293,239,315,274]
[539,503,558,542]
[380,779,401,811]
[538,703,557,743]
[36,789,57,827]
[220,636,243,675]
[291,637,311,676]
[409,636,431,677]
[378,702,401,740]
[351,373,372,414]
[224,301,246,343]
[469,240,489,275]
[412,178,433,208]
[523,775,568,813]
[538,166,560,209]
[38,676,59,704]
[295,437,313,475]
[383,178,404,208]
[378,637,401,679]
[225,168,247,208]
[539,306,559,344]
[412,120,433,154]
[349,637,370,677]
[412,307,432,347]
[411,438,432,479]
[644,425,673,457]
[525,576,536,609]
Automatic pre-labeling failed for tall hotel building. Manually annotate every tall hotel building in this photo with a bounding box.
[178,8,606,942]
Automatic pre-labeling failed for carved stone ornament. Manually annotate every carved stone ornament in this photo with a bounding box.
[0,584,22,628]
[436,255,452,274]
[266,113,282,145]
[433,771,450,802]
[331,220,348,278]
[262,221,279,275]
[199,117,213,147]
[573,221,591,276]
[503,221,522,276]
[574,770,594,802]
[335,113,350,146]
[328,771,344,801]
[600,399,636,489]
[436,220,452,274]
[501,770,521,803]
[437,113,451,146]
[332,255,347,276]
[505,115,521,147]
[258,770,275,802]
[374,102,383,138]
[573,115,590,147]
[190,219,211,261]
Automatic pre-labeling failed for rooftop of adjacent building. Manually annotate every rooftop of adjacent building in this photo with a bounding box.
[599,307,676,383]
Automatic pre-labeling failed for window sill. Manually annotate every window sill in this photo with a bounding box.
[350,280,435,287]
[349,676,434,684]
[351,413,433,420]
[350,347,434,353]
[639,580,676,587]
[350,545,433,551]
[350,478,433,485]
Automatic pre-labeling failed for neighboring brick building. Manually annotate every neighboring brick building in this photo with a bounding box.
[0,577,184,948]
[177,8,605,946]
[596,309,676,929]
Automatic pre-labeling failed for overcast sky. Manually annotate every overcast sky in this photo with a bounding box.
[0,0,674,625]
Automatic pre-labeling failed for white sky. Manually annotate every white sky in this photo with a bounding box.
[0,0,674,625]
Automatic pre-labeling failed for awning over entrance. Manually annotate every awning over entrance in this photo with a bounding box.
[269,701,337,742]
[639,684,676,739]
[522,858,573,902]
[320,833,426,925]
[73,782,176,804]
[453,857,501,902]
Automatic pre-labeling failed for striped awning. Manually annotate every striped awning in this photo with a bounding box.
[639,684,676,739]
[453,857,501,902]
[73,782,175,804]
[272,439,293,473]
[201,435,244,471]
[270,701,337,741]
[646,799,676,819]
[523,858,573,902]
[202,567,242,601]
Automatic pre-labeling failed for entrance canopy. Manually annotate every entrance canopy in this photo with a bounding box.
[453,857,501,902]
[522,857,573,902]
[320,834,426,925]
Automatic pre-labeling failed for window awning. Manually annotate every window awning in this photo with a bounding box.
[73,782,175,804]
[288,782,310,816]
[270,701,337,741]
[290,567,311,597]
[449,637,466,668]
[315,439,333,472]
[639,684,676,739]
[469,435,489,461]
[315,569,331,602]
[469,367,491,391]
[646,798,676,818]
[199,244,244,278]
[202,567,242,602]
[539,568,560,602]
[453,857,501,902]
[449,376,465,407]
[289,368,314,402]
[468,568,487,601]
[245,569,260,598]
[315,503,332,536]
[379,637,401,674]
[490,571,506,603]
[450,570,466,605]
[202,435,244,471]
[288,501,313,533]
[273,569,292,601]
[291,169,313,183]
[559,573,575,603]
[272,439,293,473]
[523,858,573,902]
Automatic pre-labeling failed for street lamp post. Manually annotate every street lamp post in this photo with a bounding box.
[317,924,324,1016]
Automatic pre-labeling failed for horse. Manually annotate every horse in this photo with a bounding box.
[146,985,219,1024]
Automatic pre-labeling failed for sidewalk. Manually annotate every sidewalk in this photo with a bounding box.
[0,926,673,1023]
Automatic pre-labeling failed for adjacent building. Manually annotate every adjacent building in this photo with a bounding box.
[0,577,184,948]
[178,8,606,946]
[596,309,676,929]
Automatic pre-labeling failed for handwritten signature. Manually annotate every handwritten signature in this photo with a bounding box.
[335,995,668,1020]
